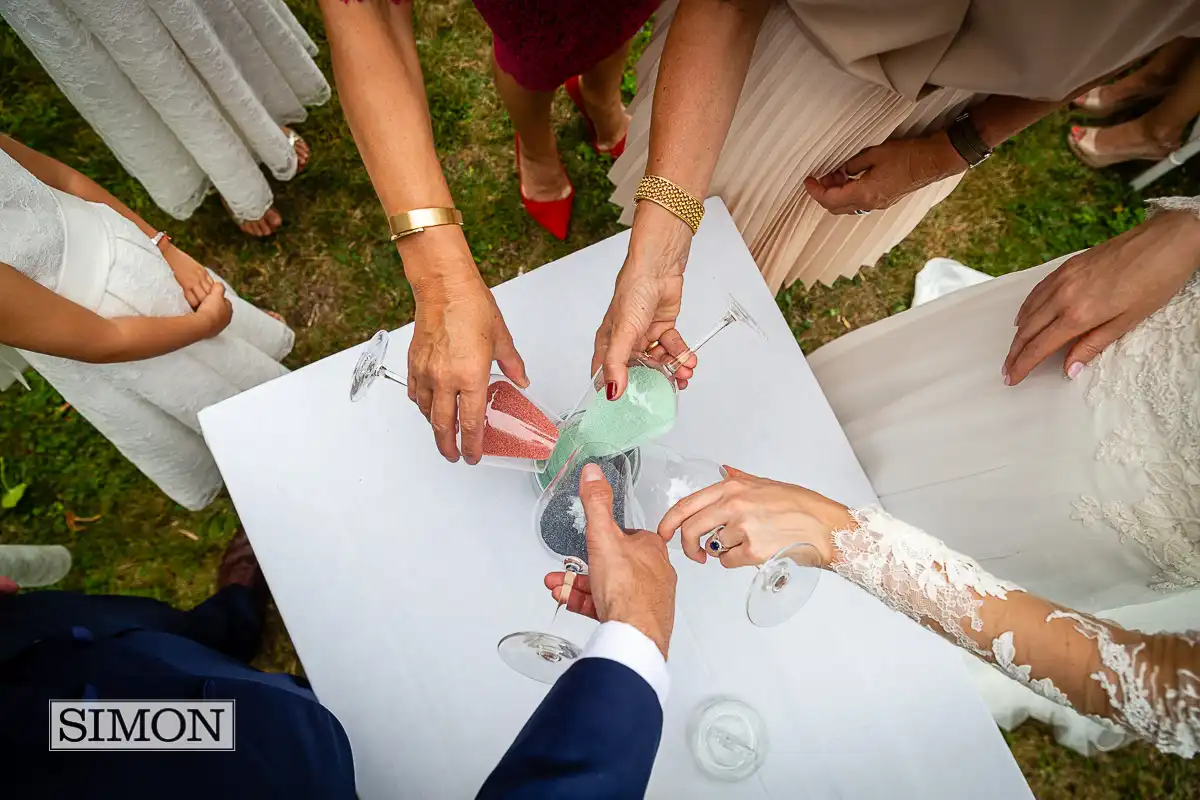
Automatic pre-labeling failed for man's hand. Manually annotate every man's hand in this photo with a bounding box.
[544,463,677,659]
[805,132,967,216]
[1003,210,1200,385]
[408,274,527,464]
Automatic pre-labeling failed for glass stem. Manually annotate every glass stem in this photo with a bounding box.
[379,366,407,387]
[666,315,735,373]
[712,729,756,758]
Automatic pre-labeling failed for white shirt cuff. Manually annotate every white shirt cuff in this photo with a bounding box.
[580,621,670,706]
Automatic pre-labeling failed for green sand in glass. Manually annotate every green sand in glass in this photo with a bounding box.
[537,365,676,488]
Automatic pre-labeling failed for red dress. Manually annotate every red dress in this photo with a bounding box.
[473,0,661,92]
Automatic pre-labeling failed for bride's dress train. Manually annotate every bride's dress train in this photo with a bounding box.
[809,199,1200,754]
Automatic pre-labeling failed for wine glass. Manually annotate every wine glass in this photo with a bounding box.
[635,440,822,626]
[350,330,562,471]
[688,697,769,781]
[499,444,642,683]
[740,542,822,627]
[633,441,724,547]
[563,294,769,458]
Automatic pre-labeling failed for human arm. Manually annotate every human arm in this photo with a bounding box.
[0,134,215,307]
[592,0,769,398]
[805,94,1064,214]
[0,262,231,363]
[318,0,526,464]
[475,635,665,799]
[1003,200,1200,385]
[660,469,1200,757]
[480,465,676,797]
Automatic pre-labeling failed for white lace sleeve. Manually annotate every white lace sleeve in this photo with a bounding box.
[1147,196,1200,219]
[832,508,1200,758]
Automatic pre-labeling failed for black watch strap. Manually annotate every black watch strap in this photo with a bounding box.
[946,113,992,168]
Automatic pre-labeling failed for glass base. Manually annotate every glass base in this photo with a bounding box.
[688,698,768,781]
[746,543,821,627]
[350,330,388,402]
[497,631,581,684]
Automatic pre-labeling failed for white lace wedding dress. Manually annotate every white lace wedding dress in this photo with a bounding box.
[831,507,1197,758]
[809,198,1200,754]
[0,149,292,510]
[1,0,329,223]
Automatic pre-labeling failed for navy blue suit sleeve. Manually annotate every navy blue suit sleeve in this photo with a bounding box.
[478,657,663,799]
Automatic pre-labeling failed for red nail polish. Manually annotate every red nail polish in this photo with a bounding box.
[606,381,617,401]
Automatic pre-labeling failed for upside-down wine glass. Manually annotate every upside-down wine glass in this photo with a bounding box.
[350,330,562,470]
[541,294,769,491]
[635,441,822,627]
[498,443,642,683]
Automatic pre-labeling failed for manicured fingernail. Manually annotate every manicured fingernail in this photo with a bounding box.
[1067,362,1084,380]
[718,466,729,479]
[581,463,603,483]
[606,381,617,401]
[1070,126,1083,141]
[1001,364,1008,379]
[1003,373,1012,386]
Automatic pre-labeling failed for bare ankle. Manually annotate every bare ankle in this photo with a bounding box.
[1139,116,1184,148]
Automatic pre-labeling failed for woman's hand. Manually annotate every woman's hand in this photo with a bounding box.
[163,244,216,309]
[658,466,855,567]
[408,272,527,465]
[0,576,17,595]
[592,203,696,399]
[193,283,233,338]
[805,132,967,216]
[1003,209,1200,385]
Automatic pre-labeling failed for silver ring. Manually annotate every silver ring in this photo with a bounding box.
[853,209,869,216]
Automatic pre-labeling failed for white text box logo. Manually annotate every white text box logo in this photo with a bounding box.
[49,701,236,751]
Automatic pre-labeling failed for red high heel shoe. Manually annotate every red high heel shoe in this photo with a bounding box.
[515,134,573,241]
[565,75,626,159]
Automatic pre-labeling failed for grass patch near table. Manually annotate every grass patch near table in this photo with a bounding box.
[1,3,1197,794]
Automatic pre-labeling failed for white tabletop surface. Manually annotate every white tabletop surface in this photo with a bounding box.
[200,200,1031,799]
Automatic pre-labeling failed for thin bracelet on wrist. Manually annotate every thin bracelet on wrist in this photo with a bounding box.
[388,207,464,242]
[149,231,172,251]
[634,175,705,234]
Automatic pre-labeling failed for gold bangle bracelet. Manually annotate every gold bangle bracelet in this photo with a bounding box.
[633,175,704,234]
[387,207,464,241]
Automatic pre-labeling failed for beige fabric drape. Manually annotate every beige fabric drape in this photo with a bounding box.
[611,0,1200,289]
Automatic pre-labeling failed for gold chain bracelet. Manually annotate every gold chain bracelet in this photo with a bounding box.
[633,175,704,234]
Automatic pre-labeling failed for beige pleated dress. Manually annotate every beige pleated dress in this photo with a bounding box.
[610,0,1200,289]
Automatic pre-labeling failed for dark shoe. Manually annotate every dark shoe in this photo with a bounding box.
[218,528,269,614]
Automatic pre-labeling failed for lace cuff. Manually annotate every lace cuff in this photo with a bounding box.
[1146,196,1200,219]
[831,507,1200,757]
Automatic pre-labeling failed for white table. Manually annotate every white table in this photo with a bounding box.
[200,200,1031,799]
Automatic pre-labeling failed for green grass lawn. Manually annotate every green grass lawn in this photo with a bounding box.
[2,3,1198,796]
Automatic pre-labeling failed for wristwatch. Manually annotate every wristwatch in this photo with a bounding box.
[946,113,992,168]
